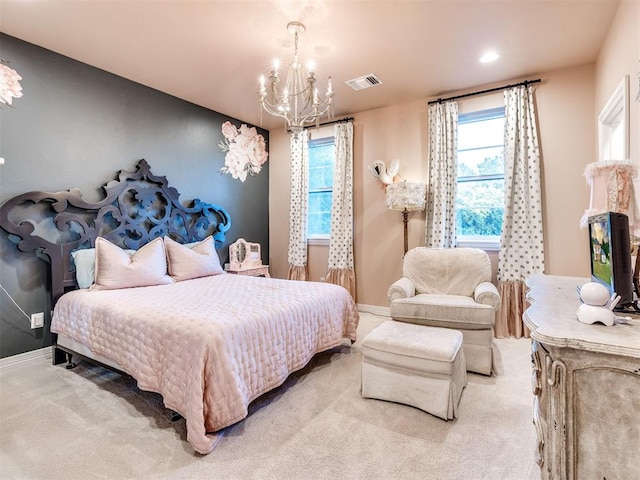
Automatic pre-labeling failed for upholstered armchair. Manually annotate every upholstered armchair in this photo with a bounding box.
[387,247,500,375]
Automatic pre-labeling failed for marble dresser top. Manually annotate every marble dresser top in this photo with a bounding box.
[524,274,640,358]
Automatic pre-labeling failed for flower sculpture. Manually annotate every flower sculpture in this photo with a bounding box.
[218,121,268,182]
[0,63,23,106]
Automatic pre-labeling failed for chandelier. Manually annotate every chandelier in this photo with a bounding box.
[258,21,334,136]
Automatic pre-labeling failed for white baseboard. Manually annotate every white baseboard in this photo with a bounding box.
[0,347,51,370]
[357,303,391,317]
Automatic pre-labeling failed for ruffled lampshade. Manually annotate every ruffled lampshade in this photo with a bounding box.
[386,182,426,211]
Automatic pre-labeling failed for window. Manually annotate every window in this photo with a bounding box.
[456,107,505,249]
[307,136,335,242]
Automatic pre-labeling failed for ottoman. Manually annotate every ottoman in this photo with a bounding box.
[361,320,467,420]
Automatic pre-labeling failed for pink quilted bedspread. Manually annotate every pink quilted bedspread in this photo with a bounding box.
[51,274,359,454]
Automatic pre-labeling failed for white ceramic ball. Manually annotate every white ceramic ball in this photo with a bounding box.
[576,303,615,326]
[579,282,611,306]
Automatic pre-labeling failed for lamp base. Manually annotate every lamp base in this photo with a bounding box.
[402,208,409,255]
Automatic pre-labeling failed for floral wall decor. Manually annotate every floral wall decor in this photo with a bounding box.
[0,62,23,106]
[218,121,268,182]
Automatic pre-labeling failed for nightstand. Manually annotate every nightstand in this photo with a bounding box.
[224,265,270,277]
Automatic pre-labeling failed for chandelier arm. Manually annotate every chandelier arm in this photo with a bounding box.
[259,101,291,120]
[260,94,333,120]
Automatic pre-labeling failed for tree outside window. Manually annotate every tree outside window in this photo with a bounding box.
[456,107,505,248]
[308,137,335,240]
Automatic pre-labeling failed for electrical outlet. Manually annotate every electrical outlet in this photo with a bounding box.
[30,312,44,329]
[320,277,326,282]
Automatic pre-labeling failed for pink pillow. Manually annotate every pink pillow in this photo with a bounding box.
[165,236,225,281]
[92,237,174,290]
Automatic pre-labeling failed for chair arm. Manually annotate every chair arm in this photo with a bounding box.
[474,281,501,311]
[387,277,416,301]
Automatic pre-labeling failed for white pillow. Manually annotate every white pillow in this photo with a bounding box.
[71,248,99,289]
[71,247,135,289]
[92,237,174,290]
[165,235,224,281]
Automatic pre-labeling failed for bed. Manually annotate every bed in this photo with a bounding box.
[0,160,359,454]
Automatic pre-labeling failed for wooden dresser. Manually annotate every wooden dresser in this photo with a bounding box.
[524,274,640,480]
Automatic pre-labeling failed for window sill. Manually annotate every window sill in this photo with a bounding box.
[456,239,500,252]
[308,237,330,246]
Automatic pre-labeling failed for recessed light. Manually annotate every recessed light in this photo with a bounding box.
[479,51,500,63]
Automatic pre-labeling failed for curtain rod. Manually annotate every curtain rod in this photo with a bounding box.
[427,78,541,105]
[303,116,354,130]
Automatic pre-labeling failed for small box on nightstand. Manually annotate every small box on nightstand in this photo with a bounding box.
[225,238,270,277]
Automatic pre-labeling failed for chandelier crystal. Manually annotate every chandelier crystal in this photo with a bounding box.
[258,21,334,136]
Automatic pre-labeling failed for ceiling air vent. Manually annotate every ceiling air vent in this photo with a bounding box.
[345,73,383,91]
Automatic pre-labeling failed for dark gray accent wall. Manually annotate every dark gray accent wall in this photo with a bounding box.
[0,34,269,359]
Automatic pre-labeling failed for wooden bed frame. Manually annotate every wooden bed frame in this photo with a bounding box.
[0,159,231,365]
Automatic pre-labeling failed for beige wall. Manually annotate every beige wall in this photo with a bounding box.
[536,64,597,276]
[268,4,636,307]
[595,0,639,205]
[268,127,292,280]
[269,64,595,307]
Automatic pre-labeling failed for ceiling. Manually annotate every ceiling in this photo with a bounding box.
[0,0,621,131]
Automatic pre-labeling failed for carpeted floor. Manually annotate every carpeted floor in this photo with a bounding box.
[0,313,539,480]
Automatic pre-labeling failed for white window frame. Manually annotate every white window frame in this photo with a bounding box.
[307,136,335,245]
[455,106,505,251]
[598,75,630,162]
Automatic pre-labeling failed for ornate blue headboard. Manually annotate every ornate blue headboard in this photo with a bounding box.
[0,159,231,304]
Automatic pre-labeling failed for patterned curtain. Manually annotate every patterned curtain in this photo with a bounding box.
[287,130,309,280]
[496,85,544,338]
[326,121,356,298]
[425,101,458,247]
